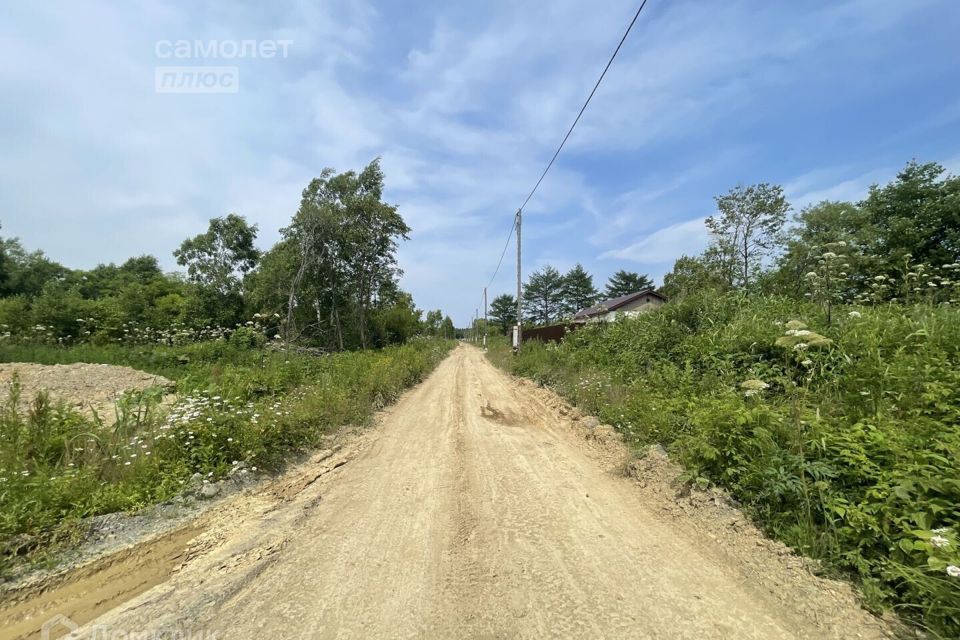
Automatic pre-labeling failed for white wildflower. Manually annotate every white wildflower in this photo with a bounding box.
[740,379,769,398]
[848,311,861,318]
[931,535,950,549]
[947,565,960,578]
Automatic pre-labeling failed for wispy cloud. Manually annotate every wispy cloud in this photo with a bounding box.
[1,0,958,323]
[599,217,710,267]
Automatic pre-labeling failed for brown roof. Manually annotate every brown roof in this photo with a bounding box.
[573,289,665,320]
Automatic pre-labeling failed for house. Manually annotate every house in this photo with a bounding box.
[572,289,666,323]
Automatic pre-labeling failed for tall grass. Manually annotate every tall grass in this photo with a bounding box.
[489,294,960,637]
[0,337,453,573]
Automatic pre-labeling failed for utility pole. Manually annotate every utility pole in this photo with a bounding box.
[515,209,522,352]
[483,287,488,350]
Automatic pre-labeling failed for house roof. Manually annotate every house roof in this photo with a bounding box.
[573,289,665,320]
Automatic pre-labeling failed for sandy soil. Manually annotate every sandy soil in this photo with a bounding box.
[0,345,894,639]
[0,363,173,424]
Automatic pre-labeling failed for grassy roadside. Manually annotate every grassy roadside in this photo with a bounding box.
[487,294,959,638]
[0,337,454,574]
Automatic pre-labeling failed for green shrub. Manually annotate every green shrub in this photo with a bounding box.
[489,293,960,637]
[0,338,453,574]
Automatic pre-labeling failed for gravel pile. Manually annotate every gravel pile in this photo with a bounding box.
[0,362,174,424]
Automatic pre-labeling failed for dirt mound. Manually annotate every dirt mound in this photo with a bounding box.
[0,362,174,424]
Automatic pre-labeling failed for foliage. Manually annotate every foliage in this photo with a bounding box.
[266,159,412,350]
[0,159,452,352]
[523,265,565,325]
[174,213,259,298]
[604,269,653,298]
[489,294,517,334]
[491,295,960,636]
[706,183,790,292]
[560,263,599,316]
[0,337,453,572]
[862,161,960,269]
[660,253,729,301]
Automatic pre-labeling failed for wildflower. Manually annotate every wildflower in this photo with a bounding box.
[794,343,809,351]
[933,527,950,535]
[947,565,960,578]
[931,535,950,549]
[740,379,769,397]
[801,359,813,367]
[821,252,837,259]
[847,311,861,318]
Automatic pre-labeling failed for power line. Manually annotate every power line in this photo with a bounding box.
[478,1,650,326]
[485,211,517,290]
[519,0,650,212]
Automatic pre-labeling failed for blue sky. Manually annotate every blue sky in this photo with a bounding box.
[1,0,959,325]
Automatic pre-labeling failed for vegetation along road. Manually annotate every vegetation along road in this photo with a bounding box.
[3,344,894,639]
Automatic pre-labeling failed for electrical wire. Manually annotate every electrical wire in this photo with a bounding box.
[478,1,650,313]
[485,211,517,290]
[517,0,650,212]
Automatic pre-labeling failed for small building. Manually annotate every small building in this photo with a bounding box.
[572,289,666,324]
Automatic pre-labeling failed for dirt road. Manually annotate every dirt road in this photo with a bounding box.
[6,345,891,639]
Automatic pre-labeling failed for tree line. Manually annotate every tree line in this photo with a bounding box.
[487,267,654,332]
[485,159,958,333]
[0,159,456,351]
[659,160,960,311]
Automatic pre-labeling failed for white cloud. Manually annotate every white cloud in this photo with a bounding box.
[599,217,710,265]
[0,0,956,325]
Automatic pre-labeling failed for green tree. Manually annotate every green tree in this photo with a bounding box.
[560,264,598,316]
[769,201,876,298]
[424,310,443,336]
[523,266,564,325]
[439,315,455,339]
[119,255,164,283]
[489,294,517,334]
[706,183,789,292]
[174,214,259,329]
[660,253,728,301]
[603,269,653,299]
[174,214,260,295]
[861,160,960,268]
[0,238,66,298]
[277,159,410,350]
[372,290,422,346]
